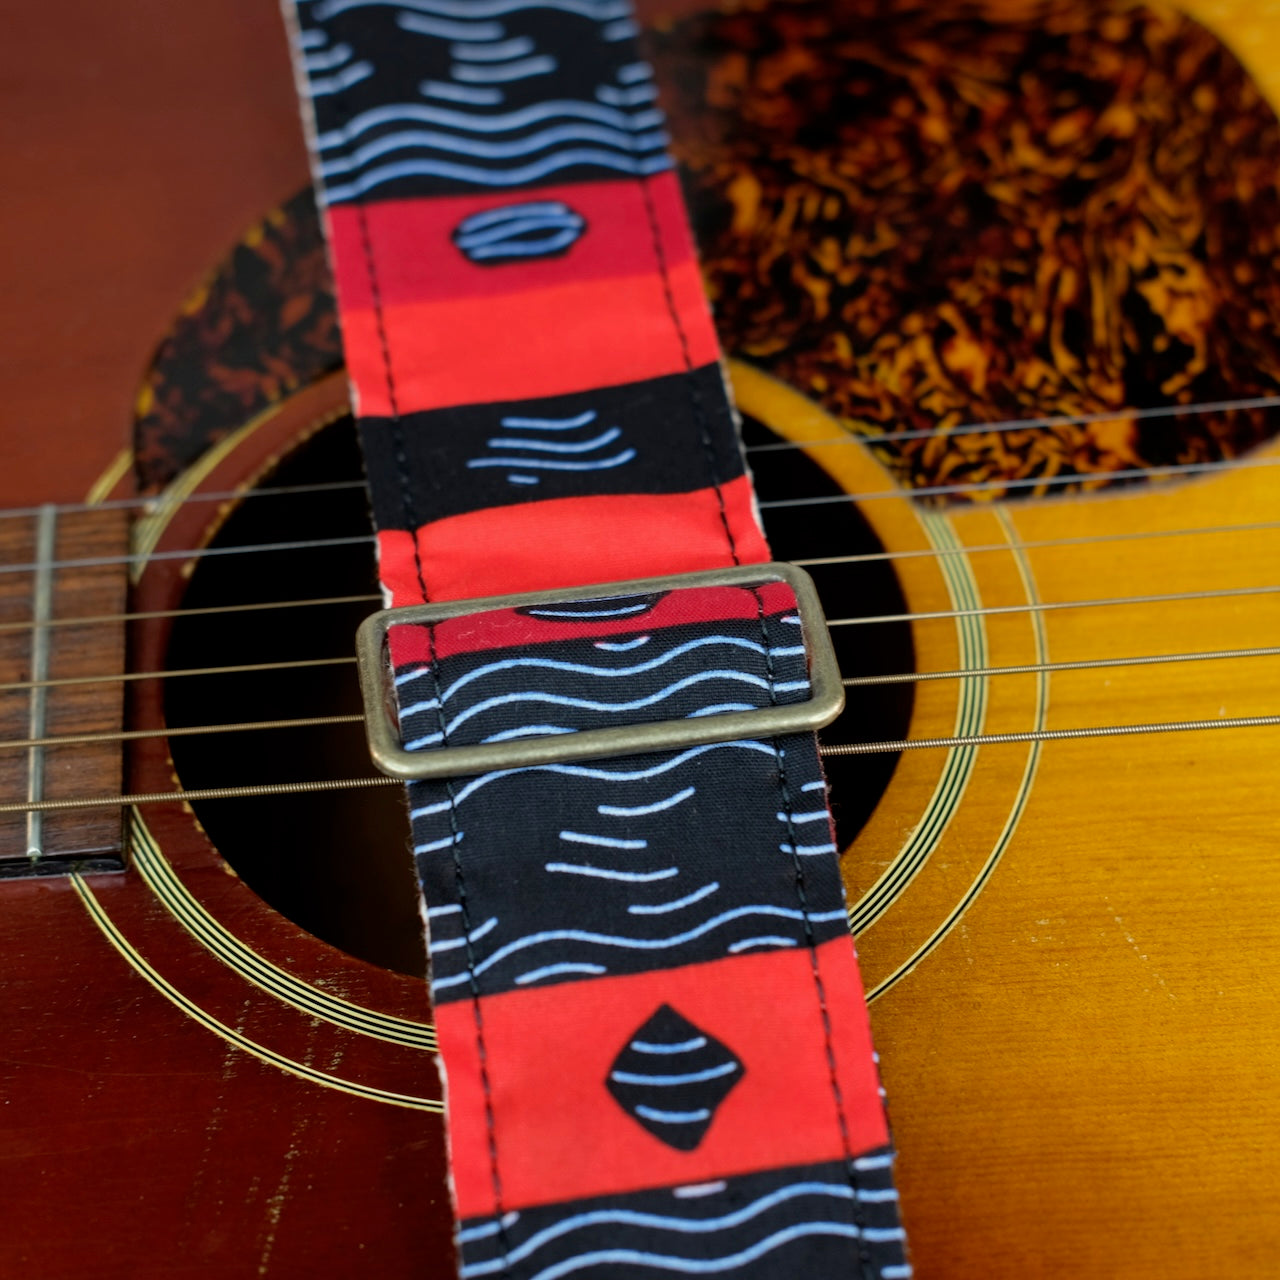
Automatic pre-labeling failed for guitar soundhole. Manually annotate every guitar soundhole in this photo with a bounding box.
[164,413,914,976]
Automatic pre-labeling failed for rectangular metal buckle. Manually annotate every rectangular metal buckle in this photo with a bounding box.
[355,561,844,782]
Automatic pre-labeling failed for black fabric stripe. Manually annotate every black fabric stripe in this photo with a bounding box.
[413,733,845,1002]
[360,365,744,529]
[458,1151,908,1279]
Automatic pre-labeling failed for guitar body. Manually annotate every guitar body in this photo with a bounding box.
[4,1,1280,1277]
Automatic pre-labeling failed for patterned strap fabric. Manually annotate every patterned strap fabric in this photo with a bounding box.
[281,2,909,1276]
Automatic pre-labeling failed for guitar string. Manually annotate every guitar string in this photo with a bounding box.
[8,452,1280,578]
[4,714,1278,817]
[1,392,1275,524]
[0,713,365,752]
[4,622,1280,701]
[0,655,358,694]
[0,594,383,636]
[5,518,1280,631]
[741,393,1280,452]
[1,645,1277,755]
[790,519,1280,568]
[826,580,1280,627]
[756,452,1280,512]
[0,533,375,578]
[2,581,1278,695]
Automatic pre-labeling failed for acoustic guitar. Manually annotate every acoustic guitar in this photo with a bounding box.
[4,0,1280,1276]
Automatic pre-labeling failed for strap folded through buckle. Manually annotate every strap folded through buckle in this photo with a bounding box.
[356,561,844,781]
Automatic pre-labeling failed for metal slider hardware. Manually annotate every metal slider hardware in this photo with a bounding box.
[355,561,845,782]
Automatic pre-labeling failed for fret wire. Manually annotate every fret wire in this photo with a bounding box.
[1,394,1275,525]
[743,393,1280,452]
[6,454,1280,578]
[4,713,1279,815]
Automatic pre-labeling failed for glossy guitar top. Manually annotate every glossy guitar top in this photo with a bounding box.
[4,1,1280,1277]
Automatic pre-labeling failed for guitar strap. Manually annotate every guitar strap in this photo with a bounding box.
[282,2,908,1276]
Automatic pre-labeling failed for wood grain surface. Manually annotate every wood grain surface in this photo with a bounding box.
[3,2,1280,1278]
[0,510,128,872]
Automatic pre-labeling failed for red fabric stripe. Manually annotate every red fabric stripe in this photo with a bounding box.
[328,176,696,306]
[436,937,888,1217]
[388,581,797,666]
[328,173,719,416]
[376,477,770,606]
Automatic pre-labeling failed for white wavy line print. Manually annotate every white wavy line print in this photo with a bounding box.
[453,55,558,84]
[425,636,795,702]
[317,0,631,21]
[430,917,497,953]
[422,81,504,105]
[321,123,667,173]
[728,935,799,954]
[466,448,638,471]
[600,785,695,816]
[627,882,718,915]
[303,43,353,71]
[481,723,576,742]
[544,862,677,883]
[515,961,606,985]
[396,12,506,40]
[634,1104,710,1125]
[559,831,647,849]
[450,36,533,61]
[457,220,584,255]
[610,1061,738,1087]
[465,232,581,259]
[526,602,649,618]
[595,636,649,651]
[407,741,778,817]
[460,200,581,231]
[324,149,670,200]
[483,427,621,453]
[597,83,657,106]
[439,670,777,736]
[495,1222,864,1280]
[309,61,374,95]
[316,102,663,147]
[501,410,597,429]
[431,905,847,989]
[631,1036,705,1055]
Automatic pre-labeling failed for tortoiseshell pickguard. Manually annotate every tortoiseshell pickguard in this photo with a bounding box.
[649,0,1280,502]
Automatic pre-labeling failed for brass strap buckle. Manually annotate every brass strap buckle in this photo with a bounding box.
[356,561,844,782]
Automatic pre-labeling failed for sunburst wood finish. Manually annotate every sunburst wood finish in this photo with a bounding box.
[735,363,1280,1276]
[3,1,1280,1277]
